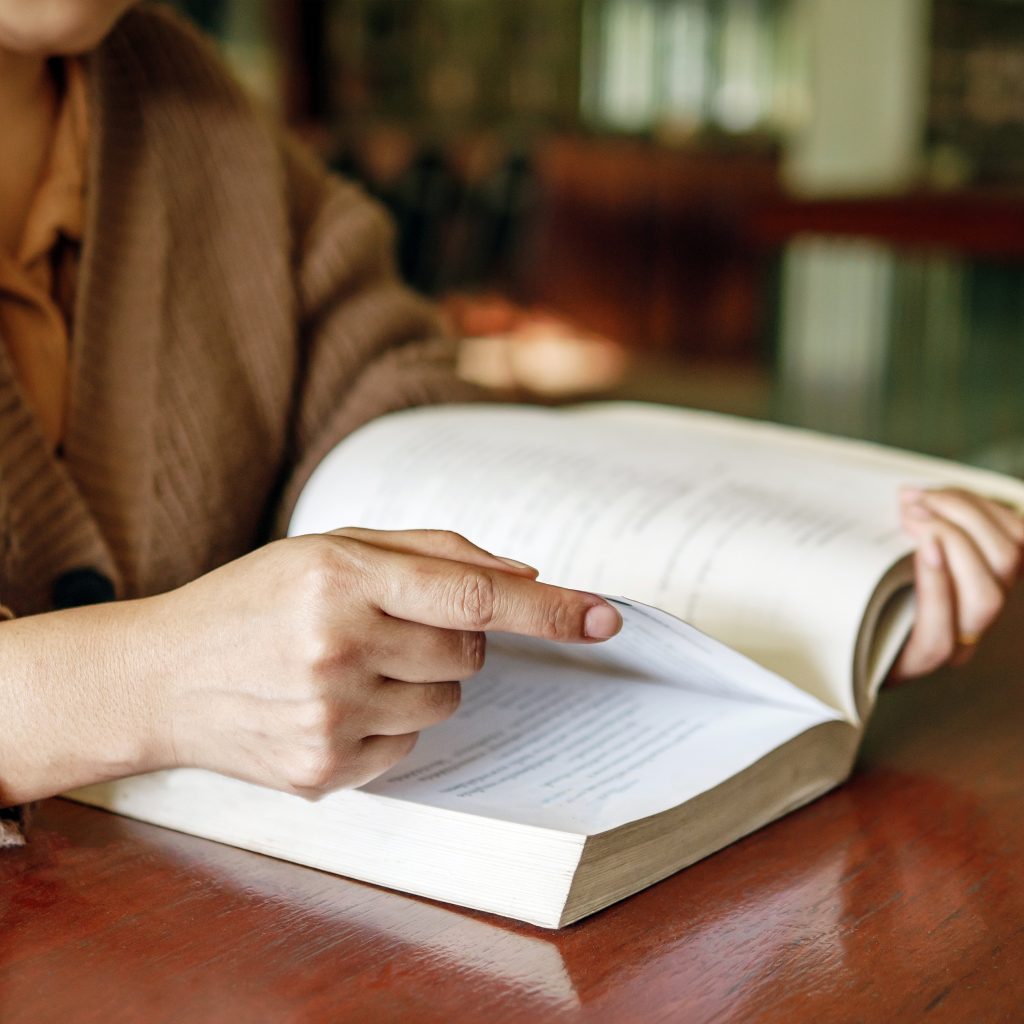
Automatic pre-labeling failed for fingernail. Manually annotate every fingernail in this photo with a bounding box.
[901,486,925,502]
[921,535,944,569]
[584,603,622,639]
[496,556,538,574]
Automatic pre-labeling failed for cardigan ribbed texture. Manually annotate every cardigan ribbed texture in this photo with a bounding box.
[0,5,475,841]
[0,4,474,613]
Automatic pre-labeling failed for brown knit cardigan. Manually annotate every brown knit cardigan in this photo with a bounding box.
[0,6,473,841]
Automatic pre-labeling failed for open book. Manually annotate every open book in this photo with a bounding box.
[69,404,1024,928]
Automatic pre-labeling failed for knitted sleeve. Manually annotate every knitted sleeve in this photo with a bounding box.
[0,491,26,847]
[270,138,481,536]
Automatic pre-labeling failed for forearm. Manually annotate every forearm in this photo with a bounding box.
[0,597,170,805]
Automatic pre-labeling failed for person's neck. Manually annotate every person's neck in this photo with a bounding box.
[0,48,52,117]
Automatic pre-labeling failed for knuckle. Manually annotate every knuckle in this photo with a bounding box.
[285,746,341,794]
[293,696,333,737]
[359,734,419,783]
[448,570,497,629]
[459,630,487,675]
[386,732,419,769]
[974,584,1004,630]
[295,534,375,594]
[302,626,360,681]
[292,535,340,589]
[1000,547,1022,583]
[538,598,574,641]
[424,680,462,721]
[415,529,472,560]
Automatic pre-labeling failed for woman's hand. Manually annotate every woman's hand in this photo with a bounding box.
[0,529,621,806]
[889,488,1024,682]
[147,528,621,797]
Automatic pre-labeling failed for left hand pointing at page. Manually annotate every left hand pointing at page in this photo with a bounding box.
[889,487,1024,681]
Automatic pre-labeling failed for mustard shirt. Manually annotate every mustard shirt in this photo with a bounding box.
[0,58,88,449]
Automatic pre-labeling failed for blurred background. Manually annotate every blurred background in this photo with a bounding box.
[168,0,1024,472]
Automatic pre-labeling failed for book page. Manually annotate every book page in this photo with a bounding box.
[362,601,839,834]
[290,404,991,718]
[591,402,1024,508]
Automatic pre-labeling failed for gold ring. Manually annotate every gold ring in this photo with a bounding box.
[957,631,982,647]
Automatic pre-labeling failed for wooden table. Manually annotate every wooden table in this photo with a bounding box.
[4,600,1024,1024]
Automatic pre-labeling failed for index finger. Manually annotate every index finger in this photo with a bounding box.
[365,547,623,642]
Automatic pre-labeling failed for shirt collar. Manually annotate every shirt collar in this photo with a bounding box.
[17,57,89,268]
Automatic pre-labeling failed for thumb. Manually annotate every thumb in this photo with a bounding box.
[326,526,539,578]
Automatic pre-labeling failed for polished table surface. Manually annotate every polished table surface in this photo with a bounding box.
[3,597,1024,1024]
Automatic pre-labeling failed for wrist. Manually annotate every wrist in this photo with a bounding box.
[0,595,179,803]
[109,591,184,777]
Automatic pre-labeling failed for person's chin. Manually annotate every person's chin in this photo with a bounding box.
[0,1,128,56]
